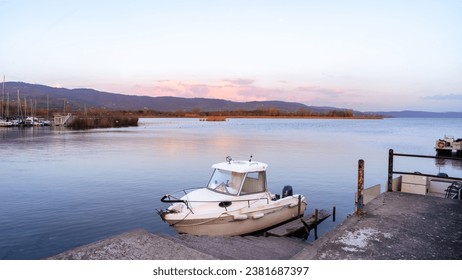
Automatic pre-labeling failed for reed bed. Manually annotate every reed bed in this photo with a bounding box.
[68,116,138,130]
[200,116,228,121]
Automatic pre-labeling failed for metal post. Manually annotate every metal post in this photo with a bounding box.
[314,209,318,240]
[332,206,336,222]
[387,149,394,192]
[356,159,364,216]
[297,195,301,217]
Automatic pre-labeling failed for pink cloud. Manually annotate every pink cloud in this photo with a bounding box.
[127,81,237,100]
[223,78,255,86]
[296,86,345,97]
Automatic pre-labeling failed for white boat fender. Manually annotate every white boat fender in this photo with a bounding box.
[252,213,265,219]
[232,214,248,220]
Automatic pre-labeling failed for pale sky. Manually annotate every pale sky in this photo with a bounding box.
[1,0,461,112]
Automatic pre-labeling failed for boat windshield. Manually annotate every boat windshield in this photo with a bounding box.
[207,169,245,195]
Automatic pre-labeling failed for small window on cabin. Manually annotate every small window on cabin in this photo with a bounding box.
[240,171,266,194]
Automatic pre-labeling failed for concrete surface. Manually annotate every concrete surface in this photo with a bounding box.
[292,191,462,260]
[158,233,305,259]
[48,229,216,260]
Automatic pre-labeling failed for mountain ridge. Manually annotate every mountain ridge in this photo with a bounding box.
[369,110,462,118]
[2,81,461,117]
[1,81,350,113]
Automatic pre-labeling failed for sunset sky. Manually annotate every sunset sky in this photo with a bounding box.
[1,0,461,112]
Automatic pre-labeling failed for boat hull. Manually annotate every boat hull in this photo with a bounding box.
[163,197,307,236]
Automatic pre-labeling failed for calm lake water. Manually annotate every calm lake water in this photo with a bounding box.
[1,117,461,259]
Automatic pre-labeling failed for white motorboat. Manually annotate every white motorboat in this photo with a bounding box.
[435,135,462,156]
[0,119,13,127]
[158,156,307,236]
[24,117,35,126]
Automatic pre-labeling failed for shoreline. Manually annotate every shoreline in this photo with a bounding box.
[146,115,385,120]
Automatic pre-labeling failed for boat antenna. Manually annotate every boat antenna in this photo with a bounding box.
[249,155,253,162]
[226,156,232,164]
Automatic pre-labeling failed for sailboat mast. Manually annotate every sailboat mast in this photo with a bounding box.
[47,95,49,119]
[17,90,20,117]
[1,75,4,119]
[6,91,9,118]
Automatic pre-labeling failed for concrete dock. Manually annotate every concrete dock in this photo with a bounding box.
[293,191,462,259]
[48,192,462,260]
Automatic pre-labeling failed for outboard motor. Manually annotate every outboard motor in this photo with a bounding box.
[282,185,293,198]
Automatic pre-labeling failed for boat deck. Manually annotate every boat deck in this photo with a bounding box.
[48,191,462,260]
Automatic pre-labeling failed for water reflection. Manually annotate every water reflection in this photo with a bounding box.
[435,157,462,170]
[1,117,462,259]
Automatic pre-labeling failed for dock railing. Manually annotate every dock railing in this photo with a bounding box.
[387,149,462,192]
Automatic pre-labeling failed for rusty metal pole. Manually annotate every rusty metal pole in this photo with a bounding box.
[356,159,364,216]
[297,195,301,217]
[314,209,319,240]
[387,149,394,192]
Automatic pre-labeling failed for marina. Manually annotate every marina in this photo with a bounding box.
[1,77,76,128]
[1,79,55,127]
[0,117,54,127]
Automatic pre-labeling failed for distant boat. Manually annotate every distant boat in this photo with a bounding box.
[41,120,51,126]
[10,119,21,126]
[435,135,462,156]
[24,117,35,126]
[0,119,13,127]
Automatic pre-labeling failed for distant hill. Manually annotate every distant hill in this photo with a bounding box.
[2,82,349,113]
[2,82,461,117]
[371,110,462,118]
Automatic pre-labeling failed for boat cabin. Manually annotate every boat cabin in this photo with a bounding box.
[207,160,268,196]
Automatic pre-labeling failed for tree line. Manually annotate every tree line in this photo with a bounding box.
[130,107,382,119]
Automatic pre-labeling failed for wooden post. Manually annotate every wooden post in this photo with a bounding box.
[314,209,318,240]
[387,149,394,192]
[357,159,364,216]
[332,206,336,222]
[297,195,301,217]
